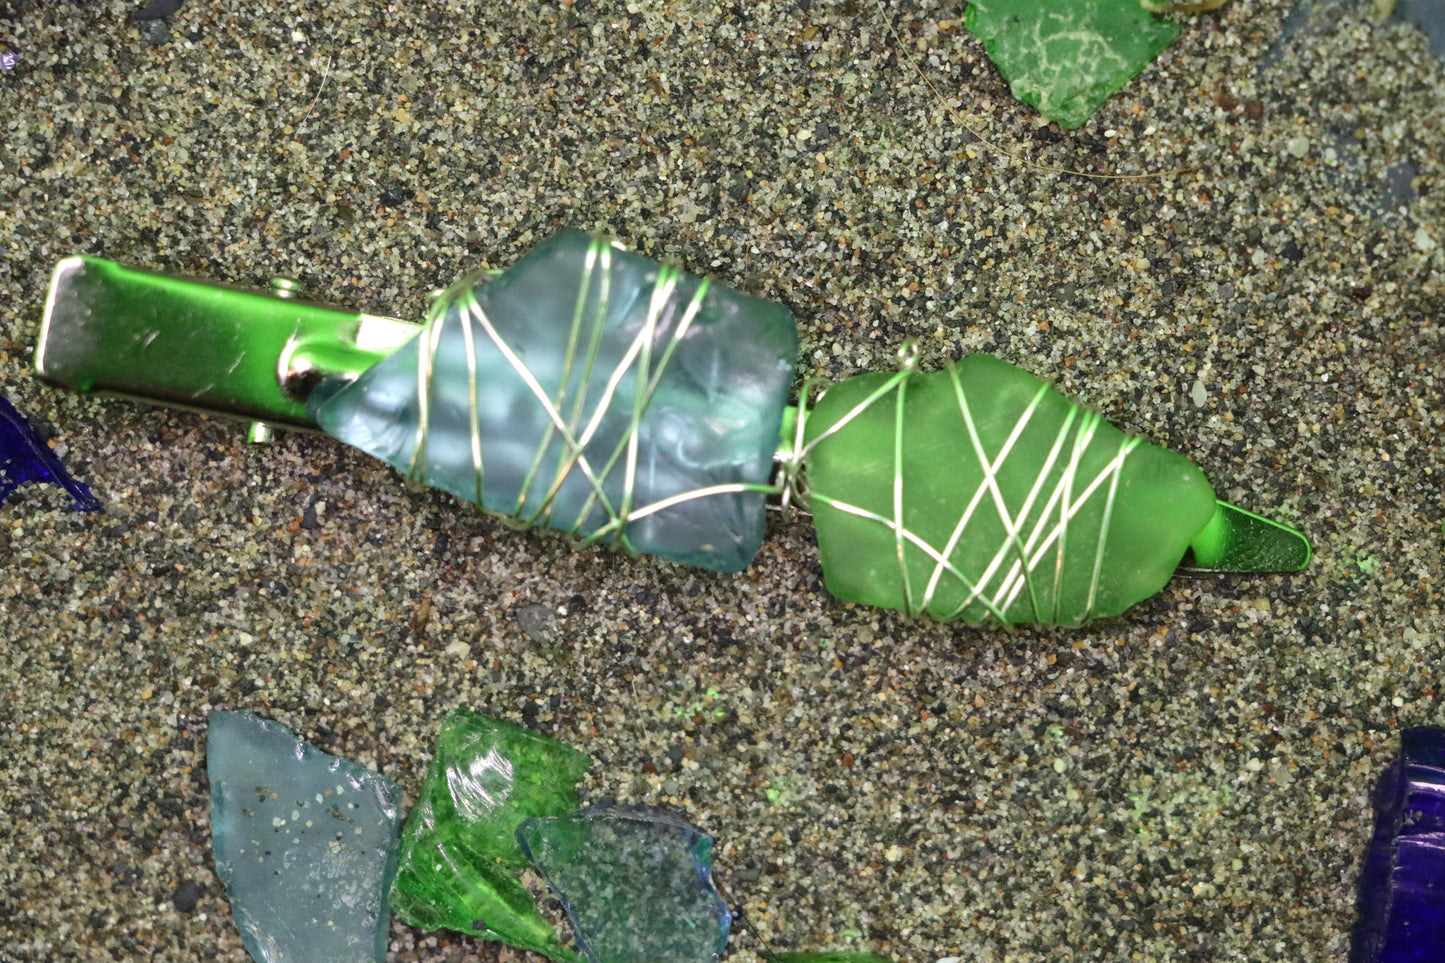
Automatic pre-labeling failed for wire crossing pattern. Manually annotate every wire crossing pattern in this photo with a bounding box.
[311,230,798,573]
[795,350,1217,626]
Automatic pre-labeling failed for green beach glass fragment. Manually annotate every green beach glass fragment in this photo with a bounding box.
[518,806,731,963]
[801,355,1217,625]
[965,0,1181,128]
[312,229,798,573]
[206,711,403,963]
[390,709,590,962]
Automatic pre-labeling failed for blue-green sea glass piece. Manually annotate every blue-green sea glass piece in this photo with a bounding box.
[518,805,731,963]
[312,230,798,572]
[390,709,589,962]
[206,710,403,963]
[965,0,1181,129]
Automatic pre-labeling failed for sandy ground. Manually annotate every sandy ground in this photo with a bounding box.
[1,0,1442,960]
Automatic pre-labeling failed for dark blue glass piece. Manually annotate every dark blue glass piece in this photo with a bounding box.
[517,805,731,963]
[1351,726,1445,963]
[0,396,100,511]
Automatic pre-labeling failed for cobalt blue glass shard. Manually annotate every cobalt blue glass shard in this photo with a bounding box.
[311,229,798,573]
[517,805,732,963]
[0,395,99,511]
[1351,726,1445,963]
[207,710,404,963]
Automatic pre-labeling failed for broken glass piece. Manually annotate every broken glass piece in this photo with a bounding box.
[801,355,1217,625]
[312,229,798,573]
[207,710,403,963]
[518,805,731,963]
[390,709,589,962]
[964,0,1180,128]
[0,396,100,511]
[1350,726,1445,962]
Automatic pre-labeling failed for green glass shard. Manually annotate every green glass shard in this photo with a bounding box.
[390,709,590,962]
[964,0,1181,128]
[800,355,1218,625]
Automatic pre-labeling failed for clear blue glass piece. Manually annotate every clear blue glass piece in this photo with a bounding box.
[0,396,99,511]
[1351,726,1445,962]
[207,710,404,963]
[517,805,731,963]
[311,229,797,573]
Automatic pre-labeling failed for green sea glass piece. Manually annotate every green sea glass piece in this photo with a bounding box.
[390,709,590,962]
[965,0,1181,128]
[800,355,1217,625]
[206,710,403,963]
[312,229,798,573]
[518,806,731,963]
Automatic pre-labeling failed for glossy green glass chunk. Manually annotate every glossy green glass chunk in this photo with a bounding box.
[390,709,590,962]
[801,355,1217,625]
[312,229,798,572]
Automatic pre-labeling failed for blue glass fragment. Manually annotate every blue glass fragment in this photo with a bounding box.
[312,229,797,573]
[0,396,99,511]
[517,805,731,963]
[207,711,403,963]
[1351,726,1445,963]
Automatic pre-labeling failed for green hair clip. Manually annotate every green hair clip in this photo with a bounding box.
[37,229,1308,626]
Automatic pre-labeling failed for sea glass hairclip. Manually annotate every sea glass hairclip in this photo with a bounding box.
[36,230,1309,625]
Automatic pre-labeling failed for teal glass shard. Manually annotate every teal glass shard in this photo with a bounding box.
[518,805,731,963]
[390,709,589,962]
[312,230,798,572]
[206,710,403,963]
[965,0,1180,128]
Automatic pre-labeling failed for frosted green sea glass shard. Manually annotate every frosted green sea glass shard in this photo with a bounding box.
[965,0,1181,128]
[518,806,731,963]
[207,711,403,963]
[800,355,1218,625]
[390,709,589,962]
[311,230,798,573]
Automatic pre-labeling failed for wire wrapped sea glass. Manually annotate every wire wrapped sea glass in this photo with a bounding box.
[796,352,1218,625]
[312,230,798,573]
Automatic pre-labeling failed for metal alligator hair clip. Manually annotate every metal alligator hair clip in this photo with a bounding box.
[38,255,421,443]
[37,231,1310,627]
